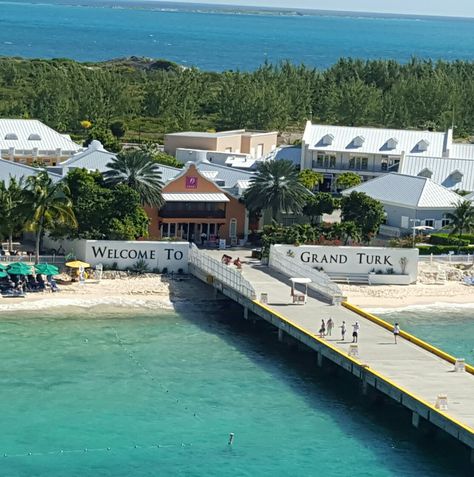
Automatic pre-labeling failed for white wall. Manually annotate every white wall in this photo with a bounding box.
[273,245,418,282]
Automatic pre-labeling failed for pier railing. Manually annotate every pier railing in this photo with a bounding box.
[189,244,257,300]
[269,246,343,304]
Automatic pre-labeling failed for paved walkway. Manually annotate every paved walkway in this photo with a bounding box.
[206,250,474,431]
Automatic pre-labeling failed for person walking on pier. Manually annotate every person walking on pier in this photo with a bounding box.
[326,318,334,336]
[393,323,400,344]
[319,319,326,338]
[340,321,346,341]
[352,321,360,343]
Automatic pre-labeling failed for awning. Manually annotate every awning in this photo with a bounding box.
[162,193,229,203]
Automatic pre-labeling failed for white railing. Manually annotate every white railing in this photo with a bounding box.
[269,246,343,303]
[0,254,67,265]
[418,254,474,264]
[189,244,257,300]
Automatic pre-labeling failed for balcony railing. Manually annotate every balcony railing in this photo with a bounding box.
[159,210,226,219]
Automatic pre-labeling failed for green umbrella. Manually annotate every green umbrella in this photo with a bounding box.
[35,263,59,276]
[0,263,7,271]
[0,270,8,278]
[7,262,33,275]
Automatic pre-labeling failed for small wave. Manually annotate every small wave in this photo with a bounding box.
[366,302,474,315]
[0,296,174,312]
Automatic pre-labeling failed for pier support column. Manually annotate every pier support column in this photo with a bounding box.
[412,412,420,429]
[243,307,249,320]
[316,351,323,368]
[361,377,368,396]
[470,448,474,465]
[278,328,284,343]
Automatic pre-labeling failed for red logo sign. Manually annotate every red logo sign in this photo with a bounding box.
[186,176,198,189]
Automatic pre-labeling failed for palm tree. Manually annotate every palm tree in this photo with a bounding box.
[245,160,308,221]
[0,177,28,252]
[104,150,164,207]
[446,200,474,251]
[25,171,77,263]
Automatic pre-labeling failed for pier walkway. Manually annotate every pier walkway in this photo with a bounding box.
[191,248,474,456]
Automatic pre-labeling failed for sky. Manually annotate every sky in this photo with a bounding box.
[175,0,474,18]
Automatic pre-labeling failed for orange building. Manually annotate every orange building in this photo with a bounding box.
[147,164,248,245]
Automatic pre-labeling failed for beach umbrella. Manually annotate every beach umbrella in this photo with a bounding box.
[65,260,90,269]
[0,263,7,271]
[35,263,59,276]
[0,270,8,278]
[7,262,33,275]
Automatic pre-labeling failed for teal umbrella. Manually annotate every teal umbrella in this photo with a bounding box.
[35,263,59,276]
[0,270,8,278]
[0,263,7,271]
[7,262,33,275]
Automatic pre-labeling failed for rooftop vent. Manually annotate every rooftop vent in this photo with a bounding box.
[352,135,365,147]
[28,133,41,141]
[449,169,463,183]
[416,139,430,152]
[418,168,433,178]
[386,138,398,150]
[321,134,334,146]
[4,133,18,140]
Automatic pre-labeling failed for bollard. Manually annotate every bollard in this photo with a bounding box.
[260,293,268,304]
[454,359,465,373]
[435,394,448,411]
[348,344,359,358]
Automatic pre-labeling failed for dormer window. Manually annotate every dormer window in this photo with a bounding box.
[352,135,365,147]
[449,169,463,183]
[418,168,433,178]
[4,133,18,140]
[386,137,398,150]
[321,134,334,146]
[416,139,429,152]
[28,133,41,141]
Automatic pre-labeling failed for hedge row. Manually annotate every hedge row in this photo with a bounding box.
[418,245,474,255]
[430,233,474,245]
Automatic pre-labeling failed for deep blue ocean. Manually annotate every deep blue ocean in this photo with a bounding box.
[1,0,474,69]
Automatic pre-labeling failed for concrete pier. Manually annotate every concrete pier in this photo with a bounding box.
[190,250,474,458]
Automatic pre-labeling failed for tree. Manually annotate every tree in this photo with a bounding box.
[446,200,474,250]
[52,168,150,241]
[110,120,126,139]
[25,171,77,263]
[244,160,309,221]
[139,143,183,168]
[104,150,164,207]
[341,192,385,243]
[299,170,323,191]
[0,177,28,252]
[303,193,336,225]
[84,122,120,152]
[336,172,362,190]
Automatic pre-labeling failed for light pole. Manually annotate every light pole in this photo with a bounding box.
[410,218,421,248]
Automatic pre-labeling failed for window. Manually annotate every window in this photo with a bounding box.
[28,133,41,141]
[386,138,398,150]
[441,219,450,227]
[4,133,17,140]
[313,153,336,169]
[380,159,388,172]
[229,218,237,238]
[321,134,334,146]
[349,156,369,171]
[424,219,434,227]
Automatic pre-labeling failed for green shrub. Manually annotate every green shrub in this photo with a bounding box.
[417,245,474,255]
[129,259,149,274]
[429,233,470,246]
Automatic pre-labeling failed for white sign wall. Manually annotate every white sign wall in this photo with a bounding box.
[272,245,418,282]
[84,240,189,272]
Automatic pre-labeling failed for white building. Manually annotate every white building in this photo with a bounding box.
[342,173,464,236]
[0,157,61,184]
[0,119,82,165]
[300,122,474,192]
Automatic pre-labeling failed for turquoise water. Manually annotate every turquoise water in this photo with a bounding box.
[0,305,470,476]
[1,1,474,69]
[376,306,474,365]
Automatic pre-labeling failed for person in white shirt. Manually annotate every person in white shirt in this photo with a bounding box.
[352,321,360,343]
[393,323,400,344]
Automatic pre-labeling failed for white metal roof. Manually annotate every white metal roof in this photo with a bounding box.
[450,143,474,159]
[0,119,81,153]
[166,129,245,139]
[303,122,448,157]
[400,155,474,192]
[162,193,229,202]
[342,173,464,209]
[465,192,474,201]
[0,158,61,184]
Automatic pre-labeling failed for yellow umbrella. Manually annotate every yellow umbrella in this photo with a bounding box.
[65,260,90,268]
